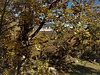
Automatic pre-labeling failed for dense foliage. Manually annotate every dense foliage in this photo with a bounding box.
[0,0,100,75]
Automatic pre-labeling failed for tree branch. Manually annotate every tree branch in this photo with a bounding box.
[17,57,26,75]
[0,0,8,33]
[30,0,61,40]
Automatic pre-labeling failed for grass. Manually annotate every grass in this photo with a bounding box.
[65,59,100,75]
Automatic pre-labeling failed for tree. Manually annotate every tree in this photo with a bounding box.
[0,0,63,74]
[0,0,100,74]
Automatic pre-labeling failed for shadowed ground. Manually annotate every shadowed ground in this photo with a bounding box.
[65,59,100,75]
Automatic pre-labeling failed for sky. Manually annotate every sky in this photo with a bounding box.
[94,0,100,6]
[15,0,100,17]
[68,0,100,9]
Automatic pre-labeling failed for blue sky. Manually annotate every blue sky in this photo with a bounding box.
[68,0,100,9]
[94,0,100,6]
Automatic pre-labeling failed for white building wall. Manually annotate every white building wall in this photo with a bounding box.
[40,27,53,31]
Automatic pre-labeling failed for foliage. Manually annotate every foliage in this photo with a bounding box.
[0,0,100,75]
